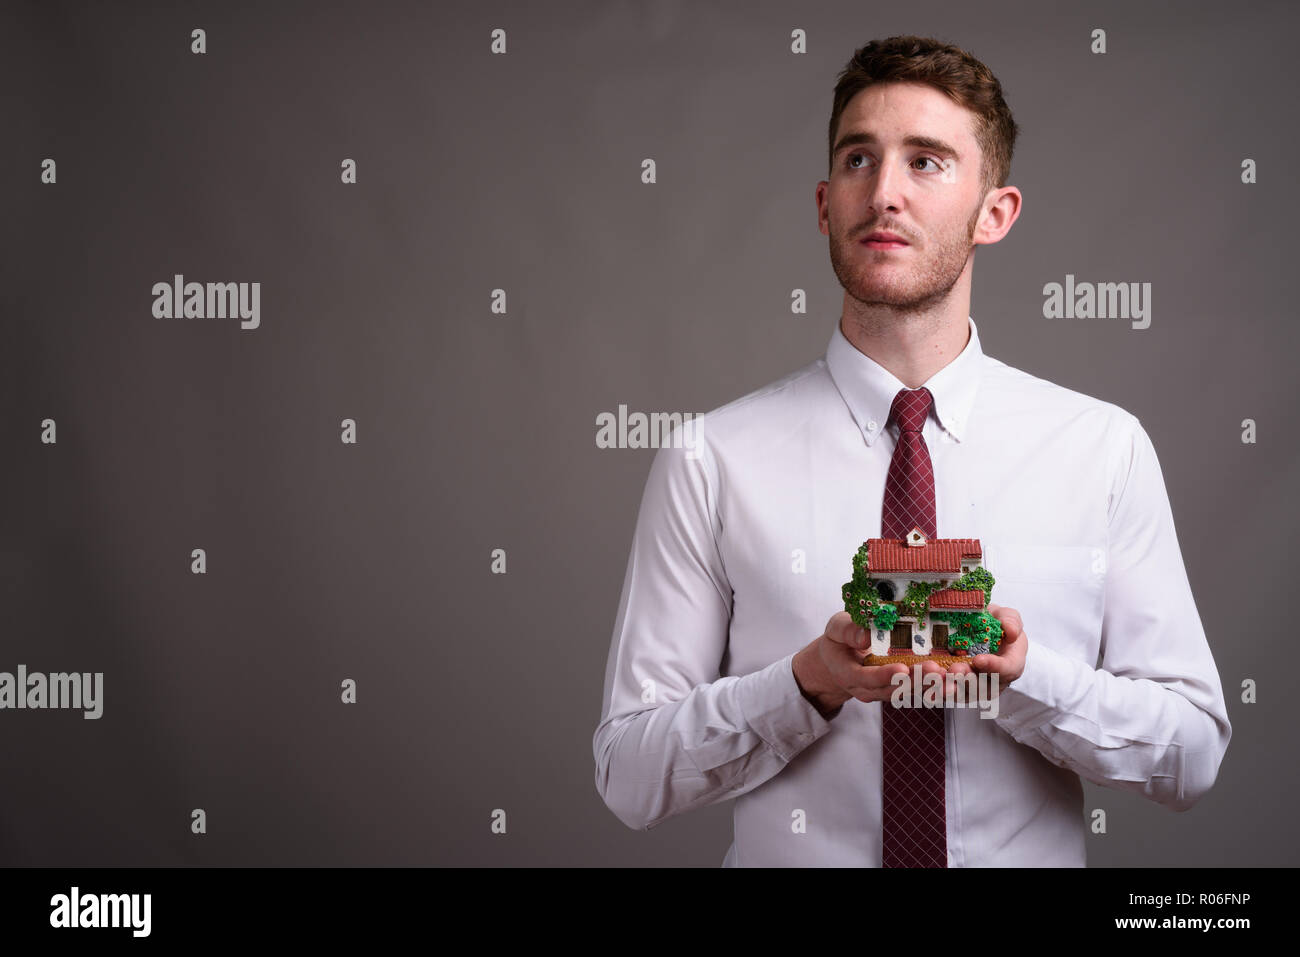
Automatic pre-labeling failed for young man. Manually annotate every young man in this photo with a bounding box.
[592,36,1230,866]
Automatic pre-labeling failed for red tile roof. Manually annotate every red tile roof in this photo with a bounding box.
[867,538,982,574]
[927,588,985,610]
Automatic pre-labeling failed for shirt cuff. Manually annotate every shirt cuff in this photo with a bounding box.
[735,652,836,763]
[992,637,1088,739]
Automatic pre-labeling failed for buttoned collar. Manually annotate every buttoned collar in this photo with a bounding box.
[824,315,984,447]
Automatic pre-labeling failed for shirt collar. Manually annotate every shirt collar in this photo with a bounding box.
[825,315,984,447]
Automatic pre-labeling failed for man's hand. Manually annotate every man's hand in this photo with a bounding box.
[793,612,951,719]
[969,603,1027,689]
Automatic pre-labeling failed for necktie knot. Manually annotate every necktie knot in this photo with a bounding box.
[889,387,933,434]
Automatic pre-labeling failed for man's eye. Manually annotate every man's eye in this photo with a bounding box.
[846,153,943,171]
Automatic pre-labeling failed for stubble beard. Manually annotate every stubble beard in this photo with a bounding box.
[830,201,982,317]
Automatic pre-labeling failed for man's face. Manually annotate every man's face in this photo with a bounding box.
[818,82,988,311]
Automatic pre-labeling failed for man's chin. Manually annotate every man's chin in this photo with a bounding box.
[846,284,926,307]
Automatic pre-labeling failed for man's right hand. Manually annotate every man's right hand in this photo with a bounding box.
[792,612,953,719]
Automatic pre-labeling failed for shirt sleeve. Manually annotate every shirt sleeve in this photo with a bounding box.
[992,413,1232,811]
[592,423,834,831]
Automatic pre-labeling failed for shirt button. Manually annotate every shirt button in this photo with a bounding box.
[867,420,878,432]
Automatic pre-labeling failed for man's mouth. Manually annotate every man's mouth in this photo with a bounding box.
[862,231,909,250]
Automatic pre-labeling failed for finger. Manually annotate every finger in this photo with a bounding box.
[824,612,870,649]
[988,605,1023,641]
[846,668,912,703]
[971,653,1012,677]
[821,637,869,668]
[822,643,907,687]
[833,662,910,700]
[941,670,967,704]
[851,661,910,689]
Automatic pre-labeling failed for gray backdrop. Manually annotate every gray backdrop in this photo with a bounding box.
[3,0,1295,866]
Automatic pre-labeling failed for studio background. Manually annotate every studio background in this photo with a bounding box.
[3,0,1295,866]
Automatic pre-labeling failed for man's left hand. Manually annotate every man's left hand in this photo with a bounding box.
[966,603,1026,688]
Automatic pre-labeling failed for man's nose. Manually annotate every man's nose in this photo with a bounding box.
[866,159,901,213]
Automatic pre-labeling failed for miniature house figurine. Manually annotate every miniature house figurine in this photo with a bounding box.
[841,527,1002,667]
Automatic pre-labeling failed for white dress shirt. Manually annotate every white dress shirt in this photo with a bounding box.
[592,316,1232,866]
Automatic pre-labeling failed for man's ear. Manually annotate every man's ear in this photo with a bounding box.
[815,180,831,236]
[973,186,1022,246]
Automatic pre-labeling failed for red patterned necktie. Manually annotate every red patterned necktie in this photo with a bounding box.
[879,386,947,868]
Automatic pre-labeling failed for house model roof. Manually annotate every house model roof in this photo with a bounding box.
[927,587,986,610]
[867,528,982,574]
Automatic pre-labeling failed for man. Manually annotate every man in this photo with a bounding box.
[592,35,1230,866]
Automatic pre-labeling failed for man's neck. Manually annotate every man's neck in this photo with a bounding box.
[838,306,970,389]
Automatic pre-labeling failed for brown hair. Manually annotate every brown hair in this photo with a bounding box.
[828,36,1019,199]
